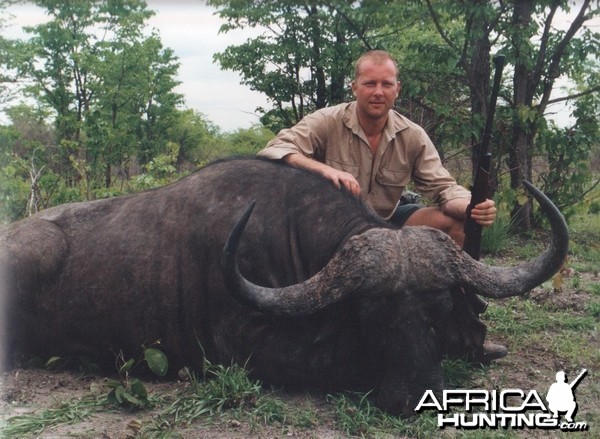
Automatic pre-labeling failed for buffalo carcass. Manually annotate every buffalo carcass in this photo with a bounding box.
[0,157,568,415]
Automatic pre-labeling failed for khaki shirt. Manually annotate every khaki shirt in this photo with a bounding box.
[257,102,471,219]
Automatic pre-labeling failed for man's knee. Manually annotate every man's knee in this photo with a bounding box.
[403,207,465,245]
[403,207,452,228]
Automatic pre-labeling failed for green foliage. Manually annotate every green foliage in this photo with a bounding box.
[167,109,224,167]
[222,124,275,156]
[328,392,381,437]
[0,155,29,221]
[537,113,599,220]
[145,347,169,377]
[0,395,103,438]
[328,391,440,438]
[152,359,262,430]
[209,0,368,131]
[1,0,183,198]
[127,141,182,191]
[481,191,515,254]
[567,211,600,273]
[482,212,513,254]
[105,346,168,410]
[44,355,102,375]
[539,73,600,219]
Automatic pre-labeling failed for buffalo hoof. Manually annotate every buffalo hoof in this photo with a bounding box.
[470,342,508,364]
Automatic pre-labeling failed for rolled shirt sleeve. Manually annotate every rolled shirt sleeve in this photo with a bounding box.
[409,132,471,206]
[257,111,330,161]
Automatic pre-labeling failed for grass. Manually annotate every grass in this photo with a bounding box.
[2,212,598,438]
[482,208,514,254]
[0,395,105,438]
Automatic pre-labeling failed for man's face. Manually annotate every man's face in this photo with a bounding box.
[351,59,401,121]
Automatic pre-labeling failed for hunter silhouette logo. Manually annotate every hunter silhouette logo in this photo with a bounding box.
[415,368,590,431]
[546,369,587,423]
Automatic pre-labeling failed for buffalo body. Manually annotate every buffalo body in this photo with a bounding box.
[0,158,568,414]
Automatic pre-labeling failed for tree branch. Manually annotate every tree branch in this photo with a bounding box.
[424,0,458,53]
[580,178,600,201]
[532,0,560,88]
[331,5,373,50]
[538,0,592,111]
[544,84,600,106]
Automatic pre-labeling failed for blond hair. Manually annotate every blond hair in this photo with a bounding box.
[354,50,399,80]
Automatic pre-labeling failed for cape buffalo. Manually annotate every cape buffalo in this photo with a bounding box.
[0,157,568,415]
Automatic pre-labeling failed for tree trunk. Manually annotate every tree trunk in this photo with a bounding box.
[509,0,535,230]
[329,29,348,105]
[509,126,533,229]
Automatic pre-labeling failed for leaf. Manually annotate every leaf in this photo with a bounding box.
[144,348,168,377]
[119,358,135,375]
[515,186,529,206]
[122,391,144,407]
[516,193,529,205]
[106,390,118,405]
[114,385,126,404]
[552,272,563,292]
[105,379,123,389]
[45,356,62,369]
[130,378,148,399]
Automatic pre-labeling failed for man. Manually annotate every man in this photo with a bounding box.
[257,50,506,362]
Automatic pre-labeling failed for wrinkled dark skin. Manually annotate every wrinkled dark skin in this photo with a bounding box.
[0,158,568,416]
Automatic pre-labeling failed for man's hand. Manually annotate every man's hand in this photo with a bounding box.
[443,198,497,227]
[469,199,496,227]
[321,168,361,196]
[283,153,361,196]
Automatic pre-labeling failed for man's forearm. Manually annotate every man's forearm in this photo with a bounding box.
[442,198,470,220]
[283,153,361,196]
[283,153,327,175]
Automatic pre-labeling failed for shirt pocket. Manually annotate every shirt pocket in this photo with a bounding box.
[326,159,359,178]
[375,166,411,187]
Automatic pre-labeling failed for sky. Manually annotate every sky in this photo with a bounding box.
[145,0,270,131]
[1,0,270,132]
[1,1,596,131]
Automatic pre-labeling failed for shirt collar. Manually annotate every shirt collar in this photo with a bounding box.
[343,101,409,138]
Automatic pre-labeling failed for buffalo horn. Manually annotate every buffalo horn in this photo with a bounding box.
[221,181,569,316]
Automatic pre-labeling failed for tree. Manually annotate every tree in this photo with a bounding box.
[4,0,183,195]
[166,109,224,168]
[209,0,373,132]
[505,0,599,228]
[538,65,600,219]
[222,124,275,156]
[0,4,17,108]
[0,105,67,221]
[424,1,505,181]
[419,0,599,228]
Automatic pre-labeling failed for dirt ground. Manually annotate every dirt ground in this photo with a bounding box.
[1,281,598,438]
[0,368,342,438]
